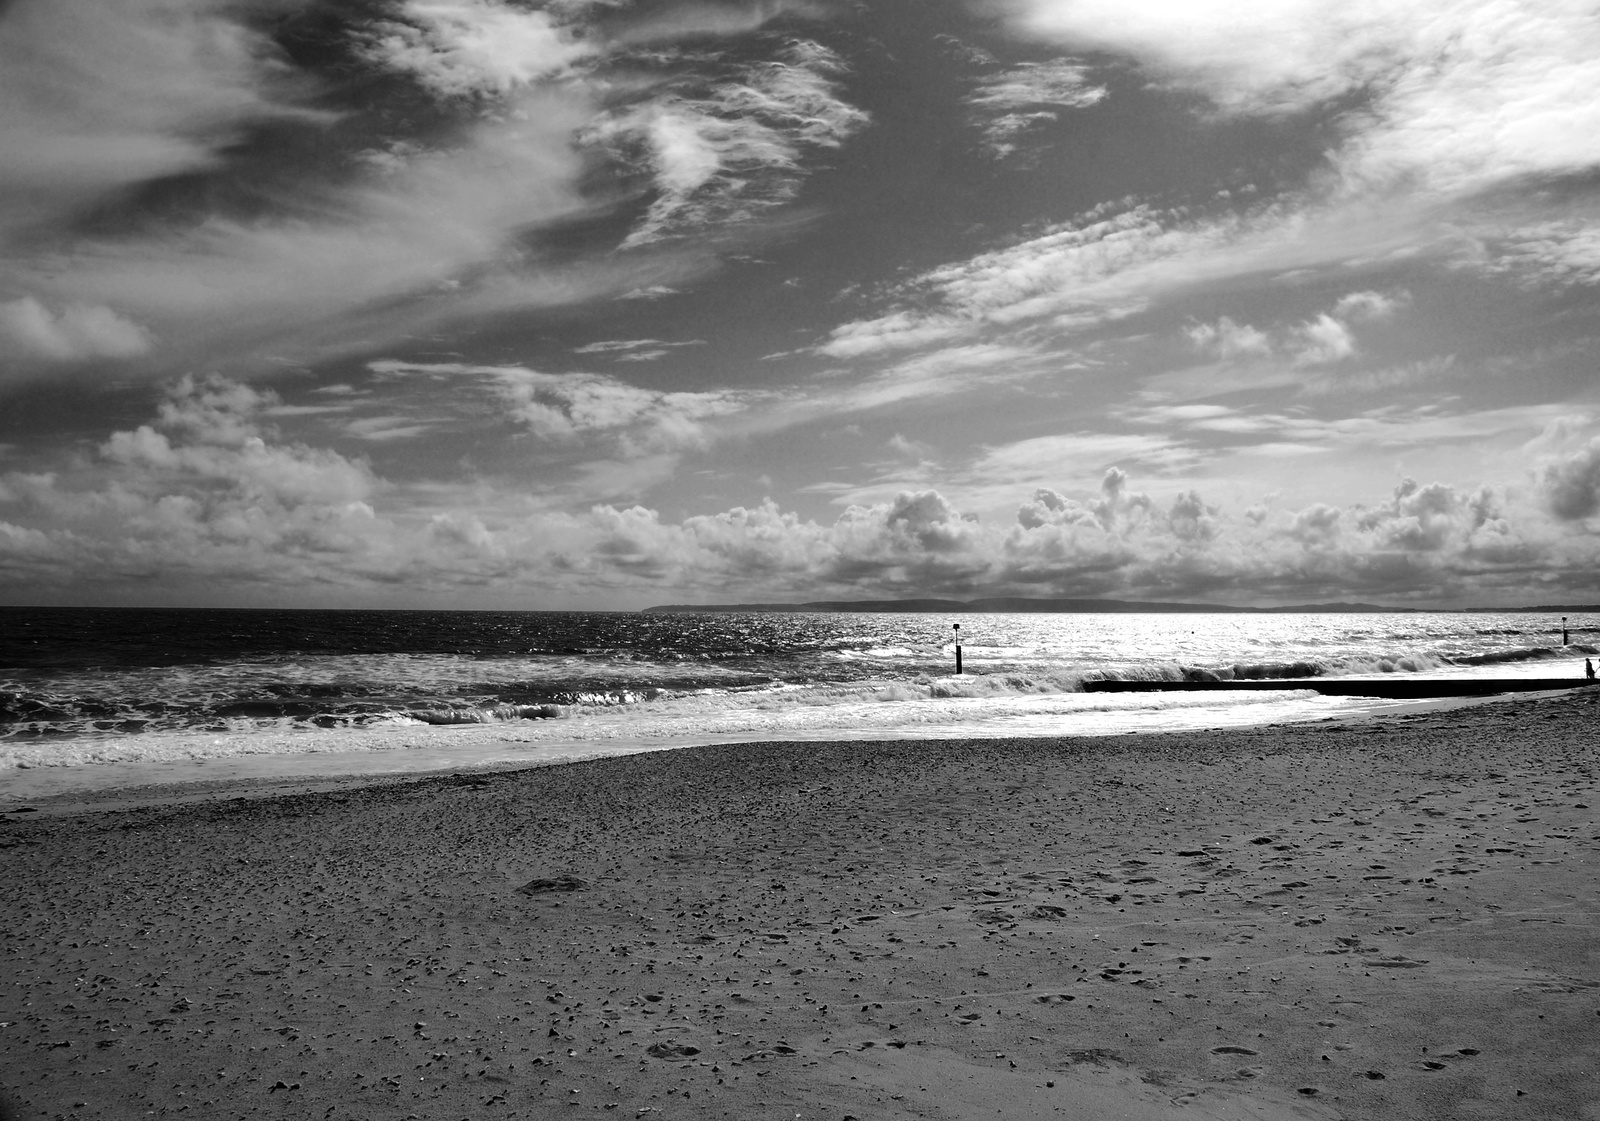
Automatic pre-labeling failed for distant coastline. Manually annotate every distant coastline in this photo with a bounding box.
[642,597,1600,614]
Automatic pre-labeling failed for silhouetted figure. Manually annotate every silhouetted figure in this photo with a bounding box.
[1586,658,1594,681]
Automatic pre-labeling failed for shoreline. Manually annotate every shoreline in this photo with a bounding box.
[0,687,1524,817]
[1083,675,1599,697]
[4,687,1598,1119]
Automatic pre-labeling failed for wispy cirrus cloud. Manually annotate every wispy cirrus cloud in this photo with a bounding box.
[816,2,1600,372]
[368,358,759,454]
[0,0,326,239]
[966,58,1107,158]
[584,39,869,247]
[572,338,707,361]
[0,1,871,382]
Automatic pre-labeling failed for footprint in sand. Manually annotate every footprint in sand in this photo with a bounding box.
[1209,1045,1260,1056]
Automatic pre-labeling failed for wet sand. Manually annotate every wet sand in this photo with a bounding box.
[3,690,1599,1120]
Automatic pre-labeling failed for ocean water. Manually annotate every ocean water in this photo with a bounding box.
[1,607,1593,795]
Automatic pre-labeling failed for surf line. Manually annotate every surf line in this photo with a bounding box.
[1082,678,1597,699]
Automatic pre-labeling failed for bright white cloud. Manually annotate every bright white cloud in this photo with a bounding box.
[357,0,594,97]
[1290,313,1357,367]
[800,0,1600,369]
[1001,0,1600,200]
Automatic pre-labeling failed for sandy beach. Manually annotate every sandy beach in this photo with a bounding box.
[3,690,1598,1121]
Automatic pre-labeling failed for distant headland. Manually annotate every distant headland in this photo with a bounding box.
[641,597,1600,614]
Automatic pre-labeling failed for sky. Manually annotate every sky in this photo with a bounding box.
[4,0,1600,610]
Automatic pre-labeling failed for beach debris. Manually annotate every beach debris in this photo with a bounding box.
[1364,953,1428,968]
[518,874,587,895]
[645,1041,701,1059]
[1063,1048,1125,1067]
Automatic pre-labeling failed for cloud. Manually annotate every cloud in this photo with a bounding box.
[817,204,1249,358]
[1185,316,1270,359]
[999,0,1600,200]
[1539,436,1600,521]
[4,52,602,374]
[1,378,1595,604]
[586,40,869,247]
[0,298,154,368]
[368,358,756,453]
[0,5,870,379]
[572,337,707,362]
[0,376,398,591]
[1183,295,1389,378]
[356,0,595,98]
[1334,288,1408,320]
[790,0,1599,368]
[966,58,1107,157]
[1289,313,1356,367]
[0,0,327,240]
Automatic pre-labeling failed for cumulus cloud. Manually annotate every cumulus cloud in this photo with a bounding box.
[0,376,393,591]
[1539,436,1600,521]
[1334,289,1408,320]
[1186,316,1270,360]
[1185,297,1382,373]
[966,58,1107,157]
[356,0,594,98]
[0,298,154,368]
[1289,313,1357,366]
[0,381,1595,603]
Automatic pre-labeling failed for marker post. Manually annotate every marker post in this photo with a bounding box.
[954,623,963,675]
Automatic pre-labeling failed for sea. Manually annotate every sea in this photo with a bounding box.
[1,607,1594,800]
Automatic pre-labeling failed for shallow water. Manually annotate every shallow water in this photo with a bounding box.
[1,607,1592,794]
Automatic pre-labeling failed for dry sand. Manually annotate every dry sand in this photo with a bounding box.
[3,690,1599,1121]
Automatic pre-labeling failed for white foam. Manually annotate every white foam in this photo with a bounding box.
[0,679,1390,802]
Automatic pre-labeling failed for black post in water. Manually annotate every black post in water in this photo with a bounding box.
[954,623,962,675]
[1564,616,1570,645]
